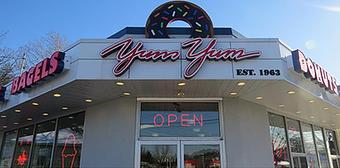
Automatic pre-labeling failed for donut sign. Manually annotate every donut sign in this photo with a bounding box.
[292,49,339,95]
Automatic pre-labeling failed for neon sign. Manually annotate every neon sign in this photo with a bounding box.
[61,134,78,168]
[16,150,28,166]
[292,49,338,95]
[100,38,261,79]
[10,51,65,95]
[153,113,203,127]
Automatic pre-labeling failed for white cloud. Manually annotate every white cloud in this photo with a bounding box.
[305,40,316,50]
[321,5,340,13]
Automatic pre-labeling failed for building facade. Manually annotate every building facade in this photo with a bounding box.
[0,1,340,168]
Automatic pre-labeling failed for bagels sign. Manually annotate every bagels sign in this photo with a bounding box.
[292,49,338,95]
[100,38,261,79]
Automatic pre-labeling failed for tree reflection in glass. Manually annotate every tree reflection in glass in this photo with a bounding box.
[184,145,220,168]
[141,145,177,168]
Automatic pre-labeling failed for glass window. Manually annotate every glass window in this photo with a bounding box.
[0,130,17,168]
[141,144,177,168]
[184,144,221,168]
[52,112,85,168]
[30,120,56,168]
[301,123,319,168]
[313,126,329,168]
[286,118,304,153]
[140,102,219,137]
[268,113,290,168]
[12,125,34,168]
[327,130,339,155]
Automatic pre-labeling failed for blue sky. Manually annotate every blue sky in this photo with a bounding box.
[1,0,340,79]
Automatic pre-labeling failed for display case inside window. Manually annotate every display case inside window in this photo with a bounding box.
[0,130,17,168]
[268,113,290,168]
[301,123,319,168]
[30,120,56,168]
[140,102,220,137]
[52,112,85,168]
[12,125,34,168]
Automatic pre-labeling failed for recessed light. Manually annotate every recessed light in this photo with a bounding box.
[177,92,185,96]
[13,122,19,125]
[115,81,124,86]
[309,100,315,103]
[62,107,68,110]
[229,92,238,96]
[68,116,74,119]
[279,104,285,107]
[123,92,131,96]
[255,96,263,100]
[15,109,21,113]
[178,82,186,86]
[331,123,336,126]
[321,120,326,123]
[32,102,39,106]
[287,91,295,94]
[53,93,61,97]
[1,115,6,118]
[27,117,33,121]
[310,116,315,119]
[323,107,329,110]
[2,125,7,128]
[42,112,48,116]
[237,82,246,86]
[336,113,340,116]
[296,111,302,114]
[85,99,92,103]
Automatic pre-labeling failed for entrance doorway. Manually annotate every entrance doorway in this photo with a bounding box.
[137,140,222,168]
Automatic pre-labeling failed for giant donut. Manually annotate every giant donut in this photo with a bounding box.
[145,1,214,38]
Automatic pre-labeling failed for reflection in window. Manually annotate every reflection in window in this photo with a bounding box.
[301,123,319,168]
[184,145,220,168]
[52,112,85,168]
[141,145,177,168]
[268,113,290,168]
[327,130,339,155]
[0,130,17,168]
[12,125,34,168]
[313,126,329,168]
[293,157,307,168]
[286,118,304,153]
[30,120,56,168]
[140,102,219,137]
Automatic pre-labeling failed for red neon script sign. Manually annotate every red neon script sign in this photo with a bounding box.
[100,38,261,79]
[62,134,78,168]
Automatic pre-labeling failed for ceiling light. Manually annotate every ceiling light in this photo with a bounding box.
[32,102,39,106]
[229,92,238,96]
[123,92,131,96]
[279,104,285,107]
[310,116,315,119]
[178,82,186,86]
[177,92,185,96]
[14,109,21,113]
[287,91,295,94]
[309,100,315,103]
[255,96,263,100]
[85,99,92,103]
[237,82,246,86]
[42,112,49,116]
[62,107,68,110]
[323,107,329,110]
[115,81,124,86]
[336,113,340,116]
[321,120,326,123]
[331,123,336,126]
[13,122,19,125]
[27,117,33,121]
[2,125,7,128]
[296,111,302,114]
[1,115,6,118]
[68,116,74,119]
[53,93,61,97]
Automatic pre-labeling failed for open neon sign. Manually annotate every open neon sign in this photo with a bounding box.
[153,113,203,127]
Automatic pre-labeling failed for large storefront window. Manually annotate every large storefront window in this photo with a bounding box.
[327,130,340,168]
[313,126,329,168]
[30,120,56,168]
[140,102,220,137]
[12,125,34,168]
[301,123,319,168]
[286,118,304,153]
[268,113,290,168]
[0,130,17,168]
[52,113,85,168]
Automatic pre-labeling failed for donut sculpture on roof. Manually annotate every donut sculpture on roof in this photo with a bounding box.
[145,1,214,38]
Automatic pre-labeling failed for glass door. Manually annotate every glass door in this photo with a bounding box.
[138,141,222,168]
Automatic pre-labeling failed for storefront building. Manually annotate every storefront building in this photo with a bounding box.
[0,1,340,168]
